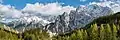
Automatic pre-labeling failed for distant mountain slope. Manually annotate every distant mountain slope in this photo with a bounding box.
[86,12,120,28]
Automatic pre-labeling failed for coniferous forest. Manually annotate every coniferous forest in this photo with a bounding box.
[0,12,120,40]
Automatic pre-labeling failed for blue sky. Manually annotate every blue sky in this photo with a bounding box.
[1,0,120,23]
[2,0,100,9]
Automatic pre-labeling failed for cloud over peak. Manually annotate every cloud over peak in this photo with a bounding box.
[0,2,76,19]
[0,4,22,18]
[22,3,76,15]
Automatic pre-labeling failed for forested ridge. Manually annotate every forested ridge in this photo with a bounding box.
[0,12,120,40]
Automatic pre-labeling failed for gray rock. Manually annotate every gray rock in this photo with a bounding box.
[45,4,113,34]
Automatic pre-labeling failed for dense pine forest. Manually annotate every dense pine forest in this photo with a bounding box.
[0,12,120,40]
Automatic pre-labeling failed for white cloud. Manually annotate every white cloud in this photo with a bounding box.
[0,4,23,18]
[80,0,87,2]
[89,1,113,8]
[0,2,76,19]
[22,2,76,15]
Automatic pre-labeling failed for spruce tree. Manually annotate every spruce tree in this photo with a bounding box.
[70,33,77,40]
[77,30,83,40]
[117,25,120,40]
[89,24,98,40]
[112,24,117,40]
[100,24,105,40]
[83,30,88,40]
[117,25,120,30]
[105,24,112,40]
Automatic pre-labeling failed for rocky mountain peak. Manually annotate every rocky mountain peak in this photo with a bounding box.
[45,4,113,34]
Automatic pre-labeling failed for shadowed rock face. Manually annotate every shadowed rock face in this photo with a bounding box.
[45,12,71,34]
[0,4,113,34]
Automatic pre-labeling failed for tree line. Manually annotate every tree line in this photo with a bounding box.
[53,24,120,40]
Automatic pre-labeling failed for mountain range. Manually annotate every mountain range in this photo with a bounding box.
[0,4,115,34]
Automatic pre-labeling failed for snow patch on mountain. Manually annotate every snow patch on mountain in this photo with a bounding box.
[89,0,120,13]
